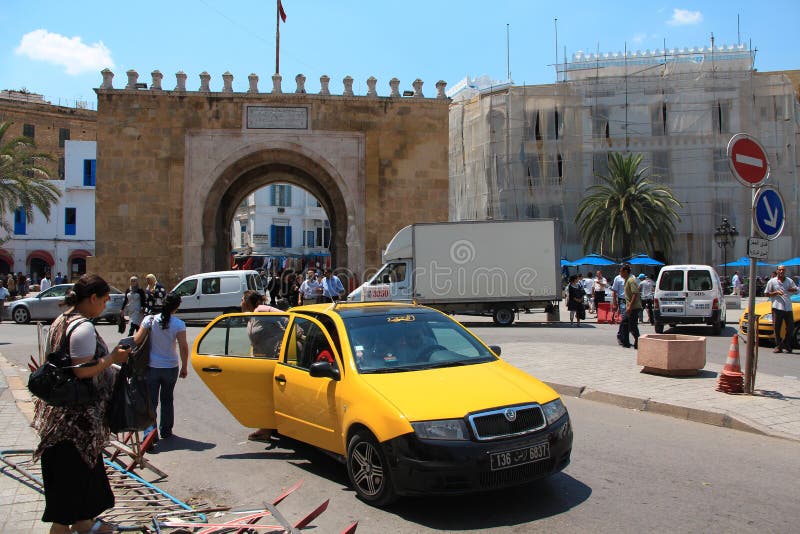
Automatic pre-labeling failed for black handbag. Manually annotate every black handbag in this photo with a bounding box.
[27,319,99,407]
[107,329,154,433]
[107,361,155,433]
[117,314,128,334]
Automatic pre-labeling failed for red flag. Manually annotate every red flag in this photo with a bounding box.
[278,0,287,22]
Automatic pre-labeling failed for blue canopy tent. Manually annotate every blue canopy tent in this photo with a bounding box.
[778,257,800,267]
[570,253,616,266]
[627,254,664,266]
[721,256,774,267]
[560,258,575,267]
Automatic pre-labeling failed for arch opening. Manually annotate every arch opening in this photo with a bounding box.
[200,149,351,279]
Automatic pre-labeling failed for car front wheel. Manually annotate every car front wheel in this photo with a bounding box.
[793,325,800,350]
[12,306,30,324]
[346,430,396,506]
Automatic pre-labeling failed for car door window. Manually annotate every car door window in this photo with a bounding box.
[173,279,197,297]
[284,316,336,370]
[202,277,221,295]
[659,271,684,291]
[197,315,289,358]
[688,271,712,291]
[41,286,69,298]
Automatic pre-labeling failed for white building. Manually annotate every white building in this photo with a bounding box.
[449,44,800,266]
[230,184,331,271]
[1,140,97,282]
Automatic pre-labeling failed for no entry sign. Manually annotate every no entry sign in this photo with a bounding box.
[727,133,770,187]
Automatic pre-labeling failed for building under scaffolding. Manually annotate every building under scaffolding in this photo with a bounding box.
[449,44,800,265]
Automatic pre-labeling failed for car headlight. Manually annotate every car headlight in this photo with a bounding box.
[542,398,567,426]
[761,313,772,323]
[411,419,469,440]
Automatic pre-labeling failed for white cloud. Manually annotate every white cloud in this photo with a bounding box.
[14,29,114,75]
[667,8,703,26]
[632,33,647,44]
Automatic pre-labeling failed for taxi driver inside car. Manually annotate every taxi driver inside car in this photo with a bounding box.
[191,302,572,505]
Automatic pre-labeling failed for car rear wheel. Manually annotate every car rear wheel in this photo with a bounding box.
[346,430,396,506]
[12,306,30,324]
[654,322,664,334]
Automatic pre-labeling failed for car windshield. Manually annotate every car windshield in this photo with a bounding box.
[343,311,496,373]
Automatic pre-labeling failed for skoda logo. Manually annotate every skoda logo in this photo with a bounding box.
[504,409,517,422]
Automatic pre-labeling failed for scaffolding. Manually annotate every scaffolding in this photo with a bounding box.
[449,43,800,265]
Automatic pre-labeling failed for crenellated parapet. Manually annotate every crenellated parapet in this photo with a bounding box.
[98,69,449,99]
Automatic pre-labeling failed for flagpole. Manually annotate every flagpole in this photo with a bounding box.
[275,0,280,75]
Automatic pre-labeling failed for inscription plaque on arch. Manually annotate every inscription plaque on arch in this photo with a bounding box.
[246,106,308,129]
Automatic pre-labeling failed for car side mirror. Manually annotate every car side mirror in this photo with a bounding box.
[489,345,502,356]
[309,361,341,380]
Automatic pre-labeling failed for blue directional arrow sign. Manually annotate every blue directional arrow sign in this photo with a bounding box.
[753,187,785,240]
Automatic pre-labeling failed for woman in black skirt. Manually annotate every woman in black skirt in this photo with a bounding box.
[33,274,131,534]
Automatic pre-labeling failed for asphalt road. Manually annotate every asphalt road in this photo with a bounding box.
[1,317,799,531]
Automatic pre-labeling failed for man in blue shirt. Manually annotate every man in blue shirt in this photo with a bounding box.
[321,269,346,302]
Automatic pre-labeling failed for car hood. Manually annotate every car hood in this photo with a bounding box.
[358,359,559,421]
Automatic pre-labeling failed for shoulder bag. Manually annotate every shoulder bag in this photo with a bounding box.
[28,319,99,407]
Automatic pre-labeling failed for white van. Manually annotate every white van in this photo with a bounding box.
[654,264,726,335]
[171,270,264,321]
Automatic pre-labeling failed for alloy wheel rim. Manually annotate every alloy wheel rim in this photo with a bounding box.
[350,441,384,496]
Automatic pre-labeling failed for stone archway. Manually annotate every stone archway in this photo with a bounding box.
[207,157,348,271]
[184,135,363,279]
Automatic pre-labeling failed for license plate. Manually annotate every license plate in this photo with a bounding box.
[489,442,550,471]
[662,308,681,313]
[693,303,710,310]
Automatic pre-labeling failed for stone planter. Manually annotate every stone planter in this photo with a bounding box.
[637,334,706,376]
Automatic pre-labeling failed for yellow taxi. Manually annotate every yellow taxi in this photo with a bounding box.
[738,296,800,349]
[191,302,572,505]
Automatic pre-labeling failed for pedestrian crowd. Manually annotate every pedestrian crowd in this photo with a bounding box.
[262,267,347,308]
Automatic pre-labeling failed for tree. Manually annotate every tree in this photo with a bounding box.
[575,152,682,259]
[0,121,61,239]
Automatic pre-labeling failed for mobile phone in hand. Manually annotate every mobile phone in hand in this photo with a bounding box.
[118,336,135,349]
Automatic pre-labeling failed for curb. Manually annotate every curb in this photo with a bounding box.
[0,353,35,424]
[547,381,798,442]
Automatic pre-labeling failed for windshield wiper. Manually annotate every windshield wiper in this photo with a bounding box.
[362,367,408,374]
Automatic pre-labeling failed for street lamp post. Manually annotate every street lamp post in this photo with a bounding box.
[714,217,739,290]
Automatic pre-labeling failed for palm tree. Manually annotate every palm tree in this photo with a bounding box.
[0,121,61,239]
[575,152,682,259]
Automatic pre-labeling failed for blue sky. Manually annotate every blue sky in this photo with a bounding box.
[1,1,798,108]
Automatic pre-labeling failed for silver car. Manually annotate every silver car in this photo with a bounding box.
[5,284,125,324]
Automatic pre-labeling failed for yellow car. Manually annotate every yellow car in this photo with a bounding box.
[191,302,573,505]
[739,299,800,348]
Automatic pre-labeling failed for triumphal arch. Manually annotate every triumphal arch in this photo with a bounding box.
[88,69,449,289]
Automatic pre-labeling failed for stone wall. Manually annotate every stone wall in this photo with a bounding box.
[89,70,450,290]
[0,98,96,180]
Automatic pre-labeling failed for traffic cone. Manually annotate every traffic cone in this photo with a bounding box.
[717,334,744,394]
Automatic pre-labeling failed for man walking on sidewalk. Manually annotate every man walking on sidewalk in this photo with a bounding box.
[764,265,798,353]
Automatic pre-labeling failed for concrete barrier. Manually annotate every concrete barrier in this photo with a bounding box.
[637,333,706,376]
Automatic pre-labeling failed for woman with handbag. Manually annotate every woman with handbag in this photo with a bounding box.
[32,274,131,534]
[133,292,188,440]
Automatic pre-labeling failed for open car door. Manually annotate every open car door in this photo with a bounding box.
[191,313,290,429]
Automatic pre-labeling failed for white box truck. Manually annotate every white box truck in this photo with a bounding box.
[348,220,561,325]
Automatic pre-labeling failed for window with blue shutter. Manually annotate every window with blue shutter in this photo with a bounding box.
[307,231,314,247]
[14,208,26,235]
[83,159,96,186]
[286,226,292,248]
[65,208,77,235]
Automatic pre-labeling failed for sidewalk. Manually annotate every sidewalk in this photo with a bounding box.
[0,357,44,533]
[1,304,799,530]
